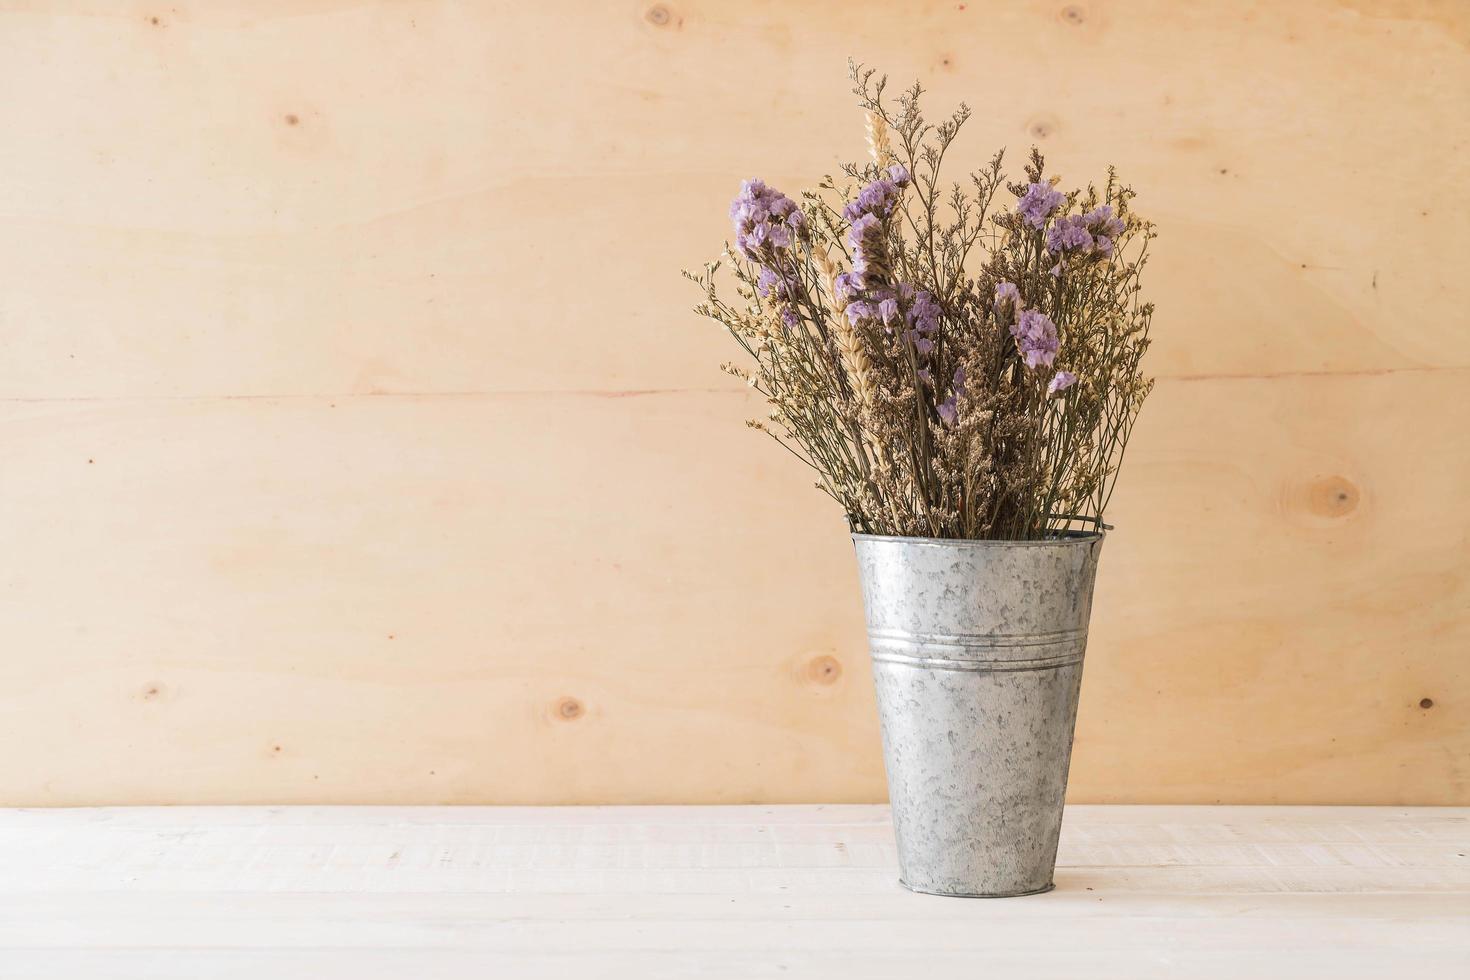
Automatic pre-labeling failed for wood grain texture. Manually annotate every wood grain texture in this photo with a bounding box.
[0,805,1466,978]
[0,0,1466,804]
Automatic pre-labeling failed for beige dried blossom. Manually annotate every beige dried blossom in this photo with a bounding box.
[814,248,876,412]
[865,110,895,168]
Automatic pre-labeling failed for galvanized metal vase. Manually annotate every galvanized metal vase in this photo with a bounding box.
[853,531,1104,898]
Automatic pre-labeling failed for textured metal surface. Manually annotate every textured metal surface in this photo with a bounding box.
[853,532,1104,898]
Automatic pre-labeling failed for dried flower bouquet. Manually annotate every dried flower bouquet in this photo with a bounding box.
[687,65,1154,540]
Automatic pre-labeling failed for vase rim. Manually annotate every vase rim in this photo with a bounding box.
[852,529,1105,548]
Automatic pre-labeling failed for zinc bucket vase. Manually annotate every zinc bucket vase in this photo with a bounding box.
[853,531,1104,898]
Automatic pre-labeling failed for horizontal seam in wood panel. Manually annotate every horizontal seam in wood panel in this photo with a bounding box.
[0,364,1462,405]
[0,387,733,404]
[1167,365,1454,382]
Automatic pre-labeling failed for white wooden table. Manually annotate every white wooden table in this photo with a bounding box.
[0,805,1465,978]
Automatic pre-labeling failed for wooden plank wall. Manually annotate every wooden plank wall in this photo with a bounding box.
[0,0,1465,805]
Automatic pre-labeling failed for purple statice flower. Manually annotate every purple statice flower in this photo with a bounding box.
[847,212,888,287]
[1046,214,1093,254]
[917,367,934,386]
[1012,309,1059,369]
[936,371,964,425]
[845,300,875,325]
[906,289,941,336]
[832,272,860,304]
[1082,205,1123,259]
[729,179,811,328]
[847,212,880,250]
[729,178,804,260]
[1047,204,1124,265]
[1084,205,1125,238]
[840,174,910,289]
[1047,370,1077,396]
[877,297,899,325]
[842,178,902,223]
[729,179,768,220]
[883,286,939,352]
[756,266,789,301]
[848,286,895,327]
[848,282,943,353]
[863,179,897,213]
[1016,182,1065,229]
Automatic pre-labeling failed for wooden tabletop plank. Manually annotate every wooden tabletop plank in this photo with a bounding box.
[0,805,1465,978]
